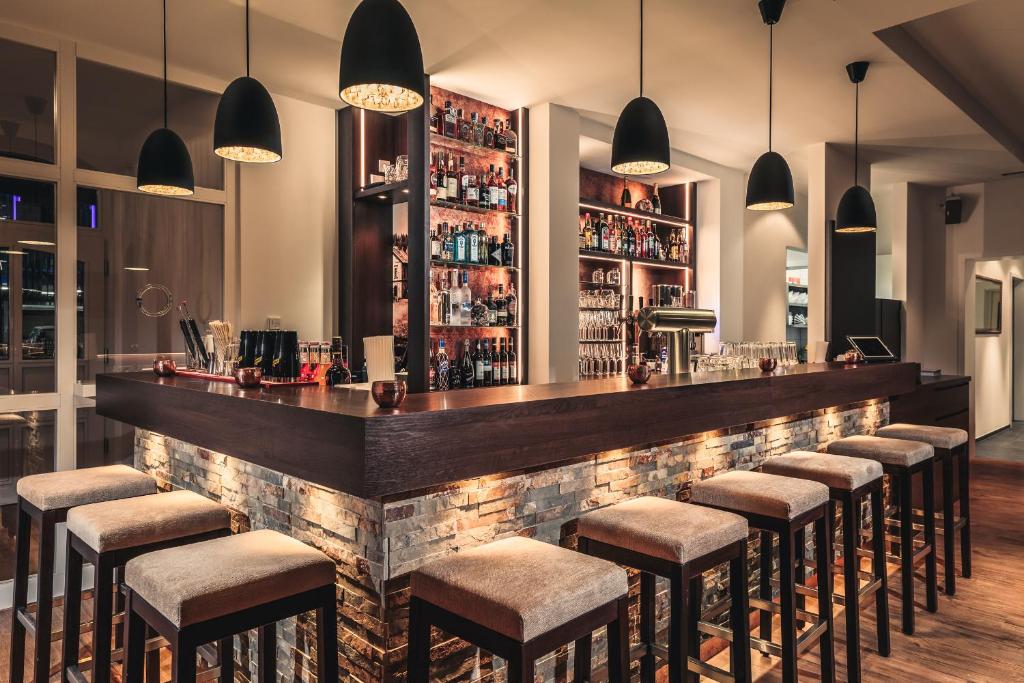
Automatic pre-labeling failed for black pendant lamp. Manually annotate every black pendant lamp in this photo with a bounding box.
[214,0,282,163]
[611,0,670,176]
[835,61,877,233]
[137,0,194,196]
[746,0,794,211]
[339,0,424,113]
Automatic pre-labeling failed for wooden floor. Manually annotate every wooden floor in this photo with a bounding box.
[0,459,1021,682]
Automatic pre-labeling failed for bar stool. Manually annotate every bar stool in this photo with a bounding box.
[61,490,232,683]
[576,496,752,683]
[9,465,156,683]
[407,536,630,683]
[761,451,890,682]
[826,435,937,635]
[876,423,971,594]
[123,529,338,683]
[690,470,835,683]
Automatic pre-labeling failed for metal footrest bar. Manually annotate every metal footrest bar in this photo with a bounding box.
[796,620,829,655]
[697,619,733,642]
[801,557,875,583]
[690,657,735,683]
[748,596,821,625]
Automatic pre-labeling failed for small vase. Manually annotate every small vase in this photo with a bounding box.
[153,359,177,377]
[372,380,407,408]
[758,357,778,373]
[627,362,652,385]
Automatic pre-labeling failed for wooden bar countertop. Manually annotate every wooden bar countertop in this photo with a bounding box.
[97,361,921,498]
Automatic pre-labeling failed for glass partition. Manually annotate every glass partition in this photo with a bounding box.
[0,38,56,165]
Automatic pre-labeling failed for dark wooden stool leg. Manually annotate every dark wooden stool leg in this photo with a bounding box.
[607,596,630,683]
[639,571,656,683]
[172,633,197,683]
[145,626,161,682]
[573,634,592,683]
[687,573,701,683]
[407,597,430,683]
[33,510,56,683]
[942,451,957,595]
[758,530,773,647]
[871,487,891,657]
[508,646,534,683]
[114,566,126,649]
[922,461,939,613]
[123,592,146,683]
[816,510,835,683]
[317,594,338,683]
[60,537,84,683]
[669,564,690,683]
[794,526,806,627]
[729,540,751,683]
[218,636,234,683]
[92,556,116,683]
[841,495,861,683]
[779,527,797,683]
[958,444,972,578]
[898,472,915,635]
[9,503,31,683]
[258,622,277,683]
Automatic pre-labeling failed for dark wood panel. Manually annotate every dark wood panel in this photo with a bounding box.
[97,362,920,499]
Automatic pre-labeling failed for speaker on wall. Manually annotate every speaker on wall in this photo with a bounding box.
[945,196,962,225]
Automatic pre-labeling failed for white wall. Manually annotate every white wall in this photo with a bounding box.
[238,94,337,340]
[741,198,808,341]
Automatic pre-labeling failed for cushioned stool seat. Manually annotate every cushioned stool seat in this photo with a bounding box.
[876,423,968,449]
[125,529,335,628]
[67,490,230,553]
[690,470,829,520]
[761,451,883,491]
[411,536,627,642]
[826,435,933,466]
[16,464,155,512]
[577,496,747,564]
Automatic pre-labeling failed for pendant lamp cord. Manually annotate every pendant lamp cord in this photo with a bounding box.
[162,0,168,129]
[854,81,860,186]
[639,0,644,98]
[246,0,251,77]
[768,23,773,152]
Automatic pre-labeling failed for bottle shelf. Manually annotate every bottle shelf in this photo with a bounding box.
[578,198,691,228]
[580,280,623,288]
[579,339,623,344]
[579,306,620,312]
[578,249,691,270]
[430,132,520,159]
[430,259,518,272]
[354,181,410,204]
[430,324,520,330]
[431,199,520,218]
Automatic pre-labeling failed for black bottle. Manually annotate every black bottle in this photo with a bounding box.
[324,336,352,386]
[461,340,476,388]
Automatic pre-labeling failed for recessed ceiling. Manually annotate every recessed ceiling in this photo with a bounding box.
[1,0,1019,188]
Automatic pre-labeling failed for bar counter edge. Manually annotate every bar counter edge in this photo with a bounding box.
[96,362,923,498]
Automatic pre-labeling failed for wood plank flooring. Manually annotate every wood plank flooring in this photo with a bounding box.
[0,459,1021,682]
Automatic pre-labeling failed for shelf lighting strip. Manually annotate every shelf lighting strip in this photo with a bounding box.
[578,202,691,228]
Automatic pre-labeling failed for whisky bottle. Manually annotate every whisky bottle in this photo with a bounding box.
[483,117,495,148]
[445,154,459,201]
[495,120,507,152]
[443,101,456,138]
[505,167,518,212]
[502,233,514,266]
[506,283,518,326]
[504,118,517,154]
[652,183,662,214]
[472,112,485,146]
[496,168,508,212]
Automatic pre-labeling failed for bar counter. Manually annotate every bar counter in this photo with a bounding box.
[96,361,932,681]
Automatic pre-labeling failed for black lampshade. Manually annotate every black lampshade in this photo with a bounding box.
[339,0,424,112]
[611,96,670,176]
[214,76,282,163]
[746,151,794,210]
[835,184,877,233]
[137,127,194,196]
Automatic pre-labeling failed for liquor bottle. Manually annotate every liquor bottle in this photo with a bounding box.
[499,338,510,385]
[600,214,610,252]
[496,284,508,326]
[443,101,457,138]
[471,297,488,326]
[459,108,473,143]
[581,213,592,250]
[491,337,503,384]
[461,340,475,388]
[654,228,663,261]
[428,341,437,391]
[445,269,459,326]
[445,154,459,201]
[450,345,461,389]
[429,152,438,200]
[506,283,518,326]
[486,290,498,326]
[457,156,467,202]
[508,337,518,384]
[487,165,500,210]
[652,183,662,214]
[429,273,441,325]
[473,340,484,385]
[501,233,514,266]
[430,224,442,259]
[483,117,495,148]
[462,158,477,207]
[477,224,489,263]
[434,338,451,391]
[323,337,351,386]
[647,221,656,258]
[435,155,448,202]
[496,168,508,212]
[505,167,518,212]
[453,223,467,262]
[442,223,454,261]
[468,222,481,264]
[299,341,312,380]
[472,112,485,146]
[459,271,473,325]
[504,118,518,154]
[482,339,493,386]
[489,235,502,266]
[495,120,507,152]
[429,99,440,134]
[620,183,632,208]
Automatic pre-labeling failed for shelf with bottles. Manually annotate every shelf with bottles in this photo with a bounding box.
[430,324,520,330]
[429,334,520,392]
[578,197,690,228]
[430,131,519,160]
[578,212,691,269]
[429,220,518,271]
[579,249,691,270]
[428,94,520,158]
[430,267,521,330]
[430,146,520,216]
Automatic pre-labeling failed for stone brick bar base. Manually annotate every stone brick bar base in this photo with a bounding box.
[134,399,888,682]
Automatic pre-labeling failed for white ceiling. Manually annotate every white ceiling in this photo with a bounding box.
[2,0,1020,188]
